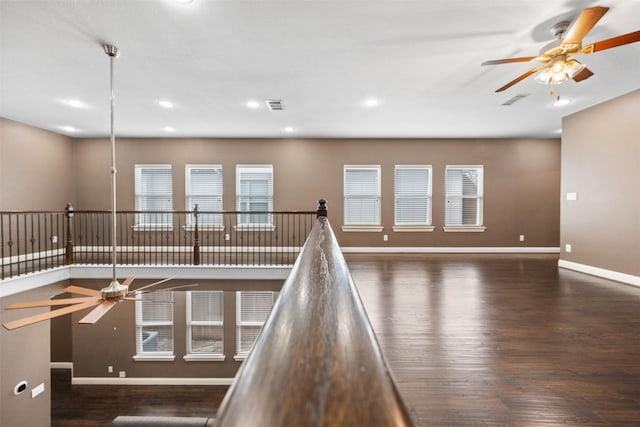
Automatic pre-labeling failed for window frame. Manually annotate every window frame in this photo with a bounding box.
[133,290,175,361]
[393,165,434,232]
[185,164,224,229]
[184,290,225,361]
[234,291,276,360]
[235,165,274,230]
[134,164,173,229]
[342,165,383,232]
[444,165,486,232]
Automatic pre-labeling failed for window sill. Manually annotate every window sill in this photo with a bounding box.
[183,354,226,362]
[393,225,435,232]
[342,225,384,233]
[183,225,224,232]
[443,226,487,233]
[233,225,276,232]
[132,225,174,232]
[133,354,176,362]
[233,354,248,362]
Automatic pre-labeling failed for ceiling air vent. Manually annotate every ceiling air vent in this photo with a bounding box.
[266,99,284,111]
[502,94,529,106]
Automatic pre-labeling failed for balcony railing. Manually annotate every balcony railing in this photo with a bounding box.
[213,199,414,426]
[1,204,316,280]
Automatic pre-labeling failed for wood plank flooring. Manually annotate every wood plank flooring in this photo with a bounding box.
[52,254,640,426]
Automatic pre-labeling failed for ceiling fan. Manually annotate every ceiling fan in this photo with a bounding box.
[3,45,187,331]
[482,6,640,92]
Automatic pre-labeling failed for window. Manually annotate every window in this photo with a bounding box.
[444,166,485,230]
[135,164,173,227]
[235,291,276,358]
[135,290,174,359]
[236,165,273,226]
[343,165,381,230]
[186,291,224,359]
[394,165,433,230]
[185,165,223,226]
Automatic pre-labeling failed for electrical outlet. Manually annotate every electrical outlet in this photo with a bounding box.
[51,235,58,243]
[119,371,126,378]
[519,235,525,242]
[108,366,113,373]
[225,234,230,241]
[565,244,572,253]
[383,234,388,242]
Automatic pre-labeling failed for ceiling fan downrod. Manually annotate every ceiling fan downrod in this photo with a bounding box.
[101,44,128,300]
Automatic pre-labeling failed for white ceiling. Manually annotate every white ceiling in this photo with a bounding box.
[1,0,639,139]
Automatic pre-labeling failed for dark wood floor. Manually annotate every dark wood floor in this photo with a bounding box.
[52,254,640,426]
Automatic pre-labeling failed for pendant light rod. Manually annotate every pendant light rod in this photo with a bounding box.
[104,44,120,286]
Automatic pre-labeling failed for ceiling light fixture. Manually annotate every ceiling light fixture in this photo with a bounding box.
[283,126,294,133]
[163,126,175,132]
[554,97,571,107]
[245,100,260,109]
[158,100,174,109]
[174,0,194,4]
[364,98,380,108]
[59,125,77,133]
[62,99,88,109]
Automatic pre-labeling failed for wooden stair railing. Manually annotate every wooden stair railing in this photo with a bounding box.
[213,200,414,426]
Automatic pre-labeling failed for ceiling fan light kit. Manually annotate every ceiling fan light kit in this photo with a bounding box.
[482,6,640,92]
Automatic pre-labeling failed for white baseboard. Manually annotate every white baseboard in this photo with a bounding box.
[50,362,73,370]
[558,260,640,288]
[72,377,234,386]
[342,247,560,254]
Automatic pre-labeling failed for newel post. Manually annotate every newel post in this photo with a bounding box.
[193,204,200,265]
[317,199,327,218]
[64,203,74,265]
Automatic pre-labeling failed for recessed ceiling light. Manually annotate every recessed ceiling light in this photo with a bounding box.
[174,0,194,4]
[158,100,174,109]
[554,98,571,107]
[283,126,294,133]
[59,125,77,133]
[163,126,175,132]
[61,99,88,109]
[363,98,380,108]
[245,100,260,109]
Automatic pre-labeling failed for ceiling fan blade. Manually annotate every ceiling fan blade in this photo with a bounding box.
[65,285,102,297]
[133,283,198,295]
[495,66,543,92]
[128,277,175,294]
[3,299,101,330]
[572,67,594,82]
[562,6,609,45]
[122,277,135,286]
[5,296,98,309]
[581,31,640,54]
[78,301,117,324]
[481,56,537,66]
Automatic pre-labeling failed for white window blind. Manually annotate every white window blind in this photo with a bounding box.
[186,291,223,355]
[395,166,432,225]
[236,165,273,225]
[135,290,174,355]
[445,166,483,226]
[236,291,276,355]
[186,165,223,225]
[344,166,381,225]
[135,165,173,226]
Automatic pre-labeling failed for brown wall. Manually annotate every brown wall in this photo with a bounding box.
[0,118,75,210]
[0,281,68,427]
[73,137,561,248]
[560,89,640,276]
